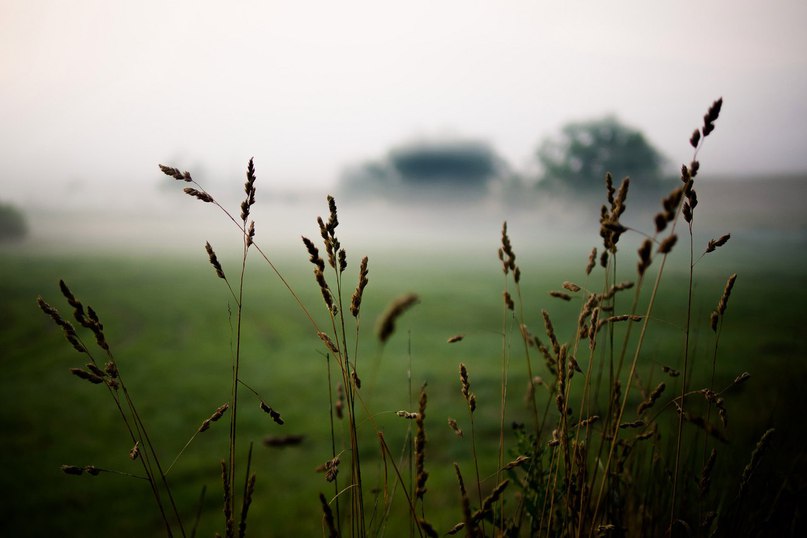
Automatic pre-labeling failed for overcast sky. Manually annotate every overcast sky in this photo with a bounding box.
[2,0,806,208]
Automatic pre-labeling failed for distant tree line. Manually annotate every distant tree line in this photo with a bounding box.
[338,116,669,203]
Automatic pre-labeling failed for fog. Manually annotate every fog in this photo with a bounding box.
[2,1,807,254]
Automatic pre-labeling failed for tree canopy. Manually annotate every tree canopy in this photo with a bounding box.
[537,116,666,193]
[0,201,28,242]
[340,139,506,200]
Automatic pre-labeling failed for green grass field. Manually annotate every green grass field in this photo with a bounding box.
[2,214,806,537]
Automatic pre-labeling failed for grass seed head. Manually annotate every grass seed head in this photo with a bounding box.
[376,293,419,343]
[205,242,226,280]
[158,164,192,182]
[183,187,214,203]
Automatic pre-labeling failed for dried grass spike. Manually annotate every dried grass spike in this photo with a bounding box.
[690,129,701,148]
[205,242,226,279]
[259,402,284,425]
[563,281,582,293]
[69,367,104,384]
[702,97,723,137]
[637,382,665,414]
[319,493,339,537]
[504,290,515,309]
[739,428,774,496]
[503,455,530,471]
[158,164,192,182]
[706,233,731,254]
[315,456,340,482]
[183,187,213,203]
[376,293,419,343]
[129,441,140,461]
[61,464,84,475]
[240,157,256,222]
[716,273,738,315]
[414,385,429,500]
[658,234,678,254]
[325,195,339,233]
[637,239,653,275]
[349,256,369,317]
[318,332,339,354]
[447,417,463,437]
[586,247,597,275]
[459,363,476,413]
[549,290,572,302]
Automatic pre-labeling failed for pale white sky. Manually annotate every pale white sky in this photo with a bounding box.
[2,0,806,207]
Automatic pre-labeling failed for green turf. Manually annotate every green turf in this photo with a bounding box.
[1,228,805,536]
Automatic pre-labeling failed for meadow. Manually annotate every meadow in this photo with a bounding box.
[2,217,805,536]
[2,101,806,537]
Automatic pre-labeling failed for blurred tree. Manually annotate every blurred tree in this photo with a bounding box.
[0,201,28,242]
[537,116,666,193]
[389,140,501,188]
[340,139,506,201]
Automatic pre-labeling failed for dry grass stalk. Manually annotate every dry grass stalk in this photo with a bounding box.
[314,269,335,314]
[705,233,731,254]
[733,372,751,386]
[498,221,516,275]
[205,242,226,280]
[415,385,429,501]
[676,404,728,443]
[199,403,230,433]
[315,456,340,483]
[447,334,464,343]
[238,473,257,538]
[158,164,192,182]
[563,281,582,293]
[699,448,717,496]
[184,187,214,203]
[474,479,509,522]
[658,234,678,254]
[702,98,723,137]
[349,256,369,317]
[37,297,86,353]
[577,294,598,338]
[319,493,340,538]
[259,401,284,425]
[549,290,572,302]
[69,367,104,384]
[503,455,530,471]
[334,382,344,419]
[459,363,476,413]
[716,273,737,316]
[221,460,234,538]
[738,428,774,497]
[240,158,256,223]
[637,382,665,415]
[542,309,560,358]
[447,417,463,437]
[376,293,419,343]
[318,331,339,354]
[302,236,325,272]
[637,239,653,276]
[586,247,597,275]
[453,463,474,537]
